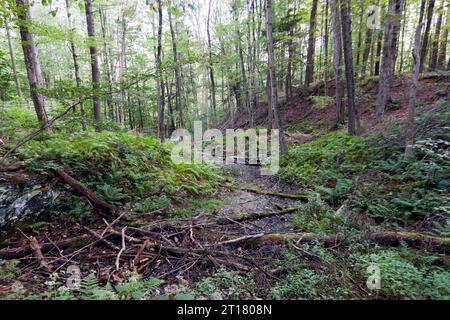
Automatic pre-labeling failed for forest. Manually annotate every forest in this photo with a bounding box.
[0,0,449,301]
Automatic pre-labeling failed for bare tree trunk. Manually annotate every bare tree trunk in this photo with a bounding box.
[398,0,407,74]
[437,2,449,69]
[374,30,383,76]
[5,19,22,98]
[405,0,426,156]
[232,0,252,126]
[85,0,102,131]
[430,0,445,70]
[340,0,361,135]
[419,0,436,73]
[375,0,404,119]
[361,12,374,77]
[330,0,344,124]
[305,0,319,87]
[15,0,51,131]
[324,0,329,96]
[266,0,287,156]
[168,9,184,128]
[206,0,216,123]
[65,0,86,130]
[156,0,165,140]
[99,7,114,122]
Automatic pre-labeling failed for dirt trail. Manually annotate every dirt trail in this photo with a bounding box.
[216,164,305,234]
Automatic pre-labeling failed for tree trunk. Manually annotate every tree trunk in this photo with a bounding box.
[168,9,184,128]
[99,7,114,122]
[374,30,383,76]
[375,0,404,119]
[65,0,86,130]
[429,0,445,70]
[266,0,287,156]
[405,0,426,156]
[361,12,374,77]
[305,0,319,87]
[15,0,51,131]
[156,0,165,140]
[330,0,344,124]
[324,0,329,96]
[206,0,216,123]
[5,19,22,98]
[85,0,102,131]
[419,0,436,73]
[437,2,449,68]
[232,0,252,126]
[340,0,361,135]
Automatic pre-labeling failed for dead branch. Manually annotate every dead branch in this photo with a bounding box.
[55,168,115,212]
[0,235,90,260]
[0,163,26,172]
[245,232,450,252]
[29,236,53,272]
[242,187,308,200]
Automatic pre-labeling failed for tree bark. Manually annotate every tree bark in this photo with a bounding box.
[5,19,22,98]
[99,7,114,122]
[65,0,86,130]
[375,0,404,119]
[85,0,102,131]
[429,0,445,70]
[156,0,165,140]
[405,0,426,156]
[419,0,436,73]
[232,0,252,126]
[168,9,184,128]
[266,0,287,156]
[340,0,361,135]
[15,0,51,131]
[305,0,319,87]
[206,0,216,123]
[330,0,344,124]
[437,2,449,68]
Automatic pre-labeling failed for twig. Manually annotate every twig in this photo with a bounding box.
[115,227,128,271]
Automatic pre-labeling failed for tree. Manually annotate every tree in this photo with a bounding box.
[330,0,344,123]
[419,0,435,73]
[15,0,51,131]
[4,18,21,98]
[65,0,86,130]
[232,0,252,126]
[405,0,426,156]
[437,2,449,69]
[85,0,102,131]
[266,0,287,156]
[305,0,319,87]
[205,0,215,123]
[375,0,404,119]
[429,0,445,70]
[156,0,165,139]
[340,0,360,135]
[168,6,184,128]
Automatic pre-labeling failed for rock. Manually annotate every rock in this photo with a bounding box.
[0,183,60,228]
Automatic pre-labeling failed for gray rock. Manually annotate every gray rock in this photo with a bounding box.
[0,183,60,227]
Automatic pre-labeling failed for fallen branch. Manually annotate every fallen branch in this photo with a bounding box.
[55,168,115,212]
[217,206,301,224]
[0,163,26,172]
[242,187,308,200]
[29,236,53,272]
[245,232,450,252]
[0,235,90,260]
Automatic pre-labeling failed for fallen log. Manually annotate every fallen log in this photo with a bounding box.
[55,168,115,212]
[242,187,308,201]
[245,232,450,252]
[217,206,301,224]
[0,163,26,172]
[0,235,90,260]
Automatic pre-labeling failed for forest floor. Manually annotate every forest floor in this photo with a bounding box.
[0,73,449,300]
